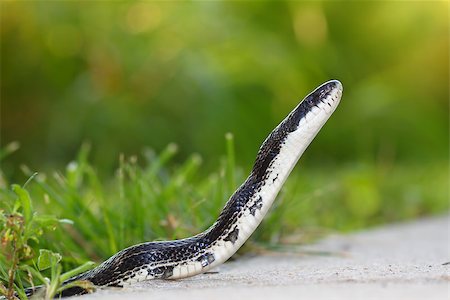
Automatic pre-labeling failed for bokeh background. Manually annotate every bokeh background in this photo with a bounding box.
[1,1,448,221]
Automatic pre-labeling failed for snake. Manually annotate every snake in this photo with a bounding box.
[25,80,342,298]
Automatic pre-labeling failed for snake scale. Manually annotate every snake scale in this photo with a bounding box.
[25,80,342,298]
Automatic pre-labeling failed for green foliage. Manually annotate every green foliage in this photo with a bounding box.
[2,139,448,265]
[37,249,62,271]
[21,250,95,300]
[1,1,448,177]
[0,182,94,299]
[13,142,235,262]
[0,134,448,297]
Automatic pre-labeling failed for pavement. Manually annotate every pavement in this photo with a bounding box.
[81,214,450,300]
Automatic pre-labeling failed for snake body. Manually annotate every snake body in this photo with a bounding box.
[27,80,342,297]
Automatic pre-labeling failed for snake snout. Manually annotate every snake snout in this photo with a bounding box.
[326,79,343,93]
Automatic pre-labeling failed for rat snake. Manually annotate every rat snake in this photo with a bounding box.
[25,80,343,297]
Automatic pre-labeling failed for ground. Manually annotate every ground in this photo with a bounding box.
[81,214,449,300]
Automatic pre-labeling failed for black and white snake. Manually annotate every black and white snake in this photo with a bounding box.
[26,80,343,297]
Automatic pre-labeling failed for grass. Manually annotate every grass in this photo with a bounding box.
[0,136,448,298]
[0,182,96,299]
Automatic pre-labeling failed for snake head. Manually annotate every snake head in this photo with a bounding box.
[304,80,343,108]
[287,80,343,133]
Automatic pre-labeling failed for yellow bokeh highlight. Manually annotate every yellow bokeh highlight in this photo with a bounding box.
[125,3,162,34]
[292,6,328,47]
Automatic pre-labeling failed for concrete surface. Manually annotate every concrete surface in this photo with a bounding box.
[81,214,450,300]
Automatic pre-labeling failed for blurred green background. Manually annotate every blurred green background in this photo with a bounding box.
[1,2,448,205]
[0,1,449,279]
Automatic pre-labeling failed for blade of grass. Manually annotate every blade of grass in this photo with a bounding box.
[225,132,236,193]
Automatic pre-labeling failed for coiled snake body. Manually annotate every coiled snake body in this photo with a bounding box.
[28,80,343,297]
